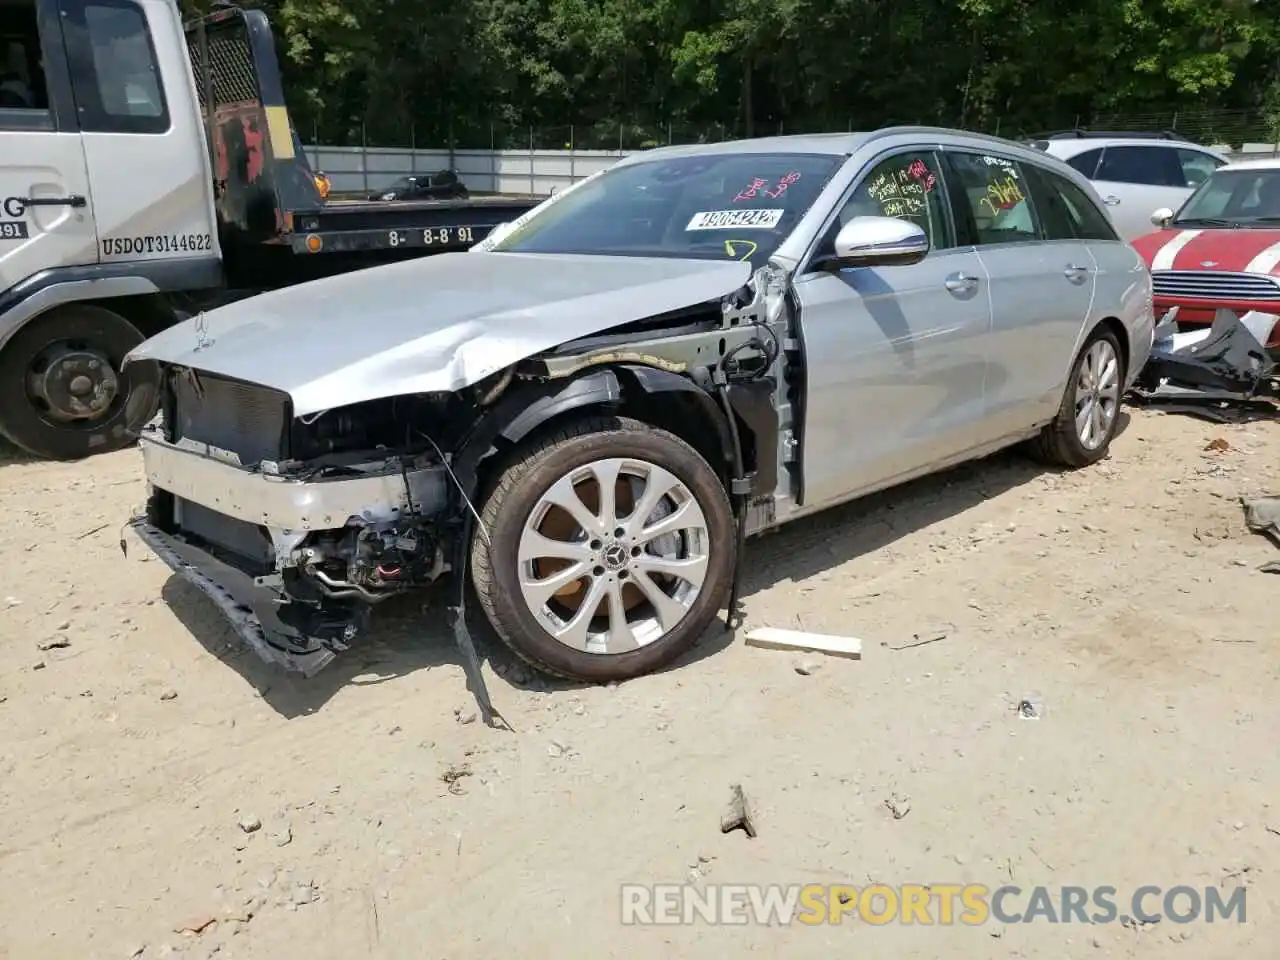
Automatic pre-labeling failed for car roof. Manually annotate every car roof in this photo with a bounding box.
[612,126,1060,166]
[1220,157,1280,172]
[1036,137,1228,159]
[614,131,872,161]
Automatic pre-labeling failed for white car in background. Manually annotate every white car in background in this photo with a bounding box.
[1028,130,1230,240]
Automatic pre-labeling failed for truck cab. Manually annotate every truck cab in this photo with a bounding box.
[0,0,219,460]
[0,0,536,460]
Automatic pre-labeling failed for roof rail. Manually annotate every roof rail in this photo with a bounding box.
[868,124,1027,151]
[1029,128,1192,143]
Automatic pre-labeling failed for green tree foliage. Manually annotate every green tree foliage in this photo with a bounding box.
[180,0,1280,146]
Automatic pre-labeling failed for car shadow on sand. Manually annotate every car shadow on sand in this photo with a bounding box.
[157,417,1128,720]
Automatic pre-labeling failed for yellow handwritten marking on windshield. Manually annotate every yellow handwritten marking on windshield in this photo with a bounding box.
[724,239,758,261]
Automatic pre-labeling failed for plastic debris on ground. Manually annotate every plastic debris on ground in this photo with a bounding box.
[1127,307,1280,423]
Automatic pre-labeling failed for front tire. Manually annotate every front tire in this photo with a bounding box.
[471,416,736,683]
[0,304,160,460]
[1030,326,1125,468]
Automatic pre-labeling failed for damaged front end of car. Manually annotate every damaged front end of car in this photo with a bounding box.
[127,379,482,678]
[123,256,787,707]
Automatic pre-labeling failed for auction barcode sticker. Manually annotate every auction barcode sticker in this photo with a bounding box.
[685,209,783,230]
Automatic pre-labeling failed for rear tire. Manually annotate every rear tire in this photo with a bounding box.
[0,304,160,461]
[471,416,735,683]
[1030,326,1125,468]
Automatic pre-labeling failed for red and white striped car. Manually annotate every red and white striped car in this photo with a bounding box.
[1131,158,1280,349]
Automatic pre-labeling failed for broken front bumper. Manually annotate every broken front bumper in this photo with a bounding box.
[128,430,450,675]
[129,516,344,676]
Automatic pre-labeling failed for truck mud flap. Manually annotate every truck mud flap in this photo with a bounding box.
[126,518,338,677]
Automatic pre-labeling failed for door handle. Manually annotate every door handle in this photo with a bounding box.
[1064,264,1091,280]
[944,274,979,293]
[11,195,87,212]
[1102,195,1121,206]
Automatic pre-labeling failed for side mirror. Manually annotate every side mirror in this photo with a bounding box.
[1151,207,1175,228]
[822,216,930,270]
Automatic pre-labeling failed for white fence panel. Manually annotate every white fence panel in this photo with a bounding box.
[305,145,635,196]
[303,142,1280,198]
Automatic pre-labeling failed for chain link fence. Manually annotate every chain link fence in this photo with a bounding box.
[306,107,1280,153]
[308,107,1280,198]
[308,119,755,152]
[1078,108,1280,148]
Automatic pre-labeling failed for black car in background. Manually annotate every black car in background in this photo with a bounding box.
[371,170,469,201]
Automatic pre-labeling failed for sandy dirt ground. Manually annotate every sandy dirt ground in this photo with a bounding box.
[0,407,1278,960]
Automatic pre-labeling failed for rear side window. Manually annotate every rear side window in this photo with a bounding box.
[1027,165,1119,242]
[1175,148,1224,189]
[62,0,168,134]
[944,151,1041,246]
[1065,148,1102,179]
[1095,146,1182,187]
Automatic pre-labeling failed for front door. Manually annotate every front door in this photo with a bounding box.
[793,149,993,509]
[59,0,219,266]
[940,150,1097,439]
[0,0,98,294]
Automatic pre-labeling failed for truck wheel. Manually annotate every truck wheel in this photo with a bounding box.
[0,304,161,461]
[471,416,736,683]
[1030,326,1126,468]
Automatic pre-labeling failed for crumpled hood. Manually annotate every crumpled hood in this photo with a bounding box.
[1132,226,1280,275]
[126,251,752,416]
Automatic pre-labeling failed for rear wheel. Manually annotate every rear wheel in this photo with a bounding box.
[1030,326,1125,468]
[471,416,736,682]
[0,304,161,460]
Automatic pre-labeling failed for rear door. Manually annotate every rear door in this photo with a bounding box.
[1092,145,1187,240]
[941,149,1095,438]
[0,0,98,294]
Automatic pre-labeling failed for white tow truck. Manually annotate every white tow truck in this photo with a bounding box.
[0,0,536,460]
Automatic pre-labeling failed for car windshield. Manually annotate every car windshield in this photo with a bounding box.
[1174,168,1280,226]
[488,152,844,268]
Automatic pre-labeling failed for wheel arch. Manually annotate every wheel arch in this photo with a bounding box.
[1061,315,1131,393]
[1095,315,1131,379]
[0,277,160,352]
[464,363,744,504]
[0,260,220,351]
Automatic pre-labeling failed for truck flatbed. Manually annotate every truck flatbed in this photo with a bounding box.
[286,194,540,255]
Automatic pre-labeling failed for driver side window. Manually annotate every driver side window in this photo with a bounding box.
[0,0,52,129]
[825,151,955,255]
